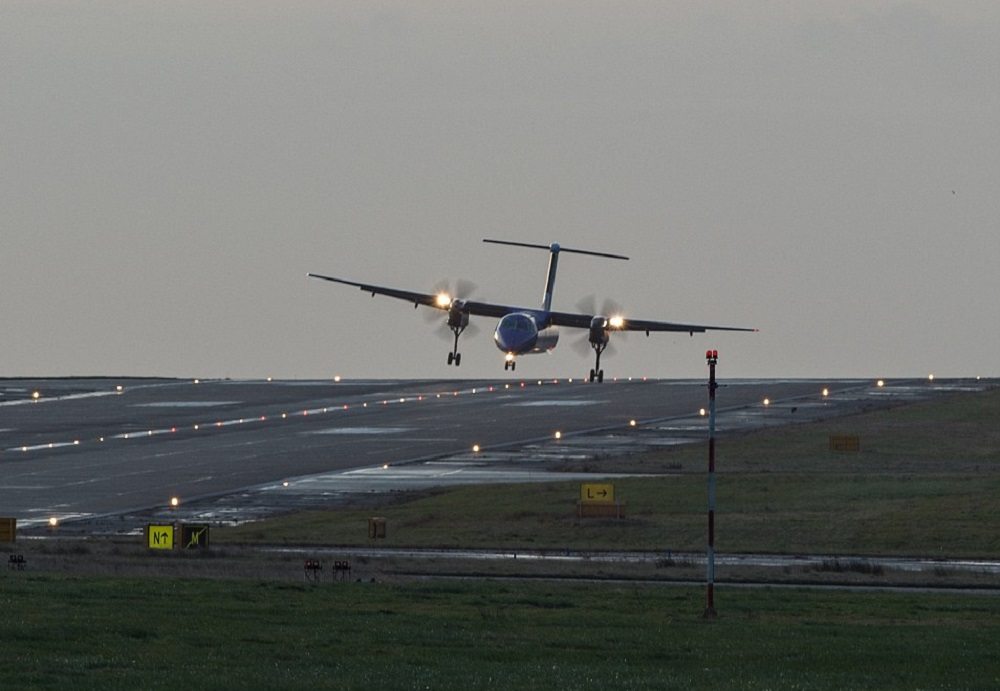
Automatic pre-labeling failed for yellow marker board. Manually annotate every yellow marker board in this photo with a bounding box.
[580,483,615,504]
[146,524,175,550]
[0,517,16,543]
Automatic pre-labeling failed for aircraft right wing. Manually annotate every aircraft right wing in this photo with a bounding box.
[547,309,756,335]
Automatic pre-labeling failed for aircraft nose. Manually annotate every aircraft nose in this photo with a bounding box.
[493,314,539,353]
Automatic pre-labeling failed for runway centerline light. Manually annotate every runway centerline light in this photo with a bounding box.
[48,517,59,528]
[170,496,180,508]
[822,388,829,397]
[928,374,935,381]
[472,444,481,453]
[554,431,562,440]
[877,379,885,388]
[763,398,770,406]
[629,419,637,427]
[32,391,40,400]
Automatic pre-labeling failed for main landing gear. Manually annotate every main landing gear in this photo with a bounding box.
[588,341,606,383]
[446,325,465,366]
[504,359,517,371]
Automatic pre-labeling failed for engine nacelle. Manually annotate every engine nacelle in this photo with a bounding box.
[448,299,469,329]
[589,316,610,346]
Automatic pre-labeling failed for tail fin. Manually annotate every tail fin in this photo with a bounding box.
[482,239,628,312]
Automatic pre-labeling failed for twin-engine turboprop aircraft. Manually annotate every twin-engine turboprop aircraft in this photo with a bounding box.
[308,239,754,382]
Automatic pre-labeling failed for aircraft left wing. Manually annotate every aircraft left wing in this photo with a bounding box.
[547,309,756,335]
[306,273,519,319]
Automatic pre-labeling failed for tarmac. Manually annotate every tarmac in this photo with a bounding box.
[1,375,991,533]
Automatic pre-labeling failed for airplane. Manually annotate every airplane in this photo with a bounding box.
[308,239,755,382]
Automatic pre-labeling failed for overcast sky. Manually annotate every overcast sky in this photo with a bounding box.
[2,2,997,381]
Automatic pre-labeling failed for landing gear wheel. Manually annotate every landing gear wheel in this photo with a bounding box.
[454,353,461,367]
[447,352,454,365]
[589,369,596,383]
[597,370,604,383]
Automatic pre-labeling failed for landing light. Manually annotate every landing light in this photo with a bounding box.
[505,352,515,362]
[282,481,289,487]
[629,420,637,427]
[32,391,40,400]
[436,293,451,307]
[116,385,123,392]
[334,375,341,383]
[763,398,770,406]
[699,408,706,416]
[928,374,935,381]
[822,388,829,397]
[170,496,180,508]
[609,315,625,329]
[472,444,481,453]
[48,517,59,528]
[554,431,562,440]
[877,379,885,388]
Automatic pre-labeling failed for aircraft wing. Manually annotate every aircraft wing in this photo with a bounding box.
[306,273,519,319]
[547,309,756,335]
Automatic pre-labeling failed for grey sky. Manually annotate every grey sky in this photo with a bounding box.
[2,2,997,380]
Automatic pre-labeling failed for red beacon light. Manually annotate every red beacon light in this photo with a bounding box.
[706,349,719,363]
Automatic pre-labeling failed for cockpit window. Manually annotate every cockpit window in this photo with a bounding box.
[504,314,534,333]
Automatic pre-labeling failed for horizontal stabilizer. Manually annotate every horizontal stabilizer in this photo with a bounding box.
[483,238,628,261]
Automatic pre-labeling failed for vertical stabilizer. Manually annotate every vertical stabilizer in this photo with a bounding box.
[482,238,628,313]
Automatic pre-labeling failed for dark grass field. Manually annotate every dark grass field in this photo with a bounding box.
[2,575,999,690]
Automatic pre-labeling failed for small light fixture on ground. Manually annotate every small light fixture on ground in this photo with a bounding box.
[554,431,562,439]
[472,444,481,453]
[822,388,829,397]
[169,496,180,508]
[629,419,637,427]
[48,517,59,528]
[877,379,885,387]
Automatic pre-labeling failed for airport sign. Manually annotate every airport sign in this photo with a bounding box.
[146,524,175,550]
[580,483,615,504]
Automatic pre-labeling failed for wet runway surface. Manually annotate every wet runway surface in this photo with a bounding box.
[1,376,992,531]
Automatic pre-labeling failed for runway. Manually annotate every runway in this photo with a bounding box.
[0,376,991,531]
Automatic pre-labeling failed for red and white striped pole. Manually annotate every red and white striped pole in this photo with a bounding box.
[704,349,719,619]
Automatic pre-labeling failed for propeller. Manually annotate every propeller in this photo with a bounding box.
[572,295,626,356]
[576,295,626,321]
[425,278,481,340]
[424,278,478,321]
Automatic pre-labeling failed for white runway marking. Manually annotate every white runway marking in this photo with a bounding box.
[306,427,413,435]
[132,401,240,408]
[506,400,603,407]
